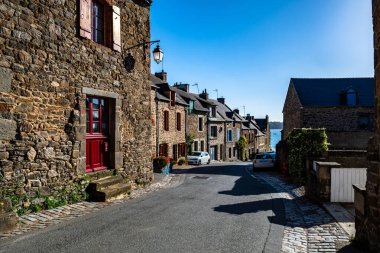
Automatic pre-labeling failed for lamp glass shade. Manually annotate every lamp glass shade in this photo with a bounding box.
[153,45,163,64]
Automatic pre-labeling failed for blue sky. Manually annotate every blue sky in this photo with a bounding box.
[150,0,373,121]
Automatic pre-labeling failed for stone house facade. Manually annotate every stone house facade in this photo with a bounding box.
[255,116,271,152]
[283,78,374,150]
[0,0,154,197]
[151,74,187,161]
[354,1,380,251]
[207,97,243,161]
[242,114,265,159]
[172,84,209,155]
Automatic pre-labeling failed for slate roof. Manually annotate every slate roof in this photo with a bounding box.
[255,118,268,133]
[172,87,210,113]
[150,74,188,106]
[291,78,374,107]
[208,99,235,122]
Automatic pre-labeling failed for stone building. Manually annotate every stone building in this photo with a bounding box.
[242,114,265,159]
[151,73,188,161]
[208,97,242,161]
[283,78,374,149]
[207,98,226,161]
[0,0,154,198]
[354,1,380,251]
[172,84,210,155]
[255,115,271,152]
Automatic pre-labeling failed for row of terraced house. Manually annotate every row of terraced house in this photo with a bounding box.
[150,71,271,163]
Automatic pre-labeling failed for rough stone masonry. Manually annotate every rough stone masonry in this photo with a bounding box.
[0,0,153,197]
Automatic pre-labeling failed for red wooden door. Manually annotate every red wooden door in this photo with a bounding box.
[86,96,109,173]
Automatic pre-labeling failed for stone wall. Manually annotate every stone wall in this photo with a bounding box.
[209,122,225,160]
[225,122,241,161]
[283,83,303,139]
[242,129,256,159]
[0,0,153,196]
[150,89,157,157]
[188,113,207,152]
[354,1,380,251]
[157,100,186,158]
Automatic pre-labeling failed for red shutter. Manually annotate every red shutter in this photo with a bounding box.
[79,0,92,39]
[112,6,121,52]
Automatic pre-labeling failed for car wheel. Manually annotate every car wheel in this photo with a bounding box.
[207,159,210,164]
[198,160,201,165]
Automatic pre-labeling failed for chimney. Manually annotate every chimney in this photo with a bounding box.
[217,97,225,104]
[246,114,251,121]
[233,109,240,115]
[155,71,167,82]
[173,83,189,92]
[199,89,209,100]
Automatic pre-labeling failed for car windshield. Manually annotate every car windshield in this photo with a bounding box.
[255,154,265,159]
[189,152,202,156]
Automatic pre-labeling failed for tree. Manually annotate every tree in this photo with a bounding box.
[236,136,247,161]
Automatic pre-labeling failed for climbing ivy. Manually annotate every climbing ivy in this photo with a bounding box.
[186,134,195,154]
[236,136,247,161]
[287,128,329,182]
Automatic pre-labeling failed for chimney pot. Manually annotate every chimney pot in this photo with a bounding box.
[155,71,167,82]
[217,97,225,104]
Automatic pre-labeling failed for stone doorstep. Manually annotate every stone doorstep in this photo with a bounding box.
[322,203,355,238]
[0,212,18,233]
[88,175,124,192]
[90,182,132,202]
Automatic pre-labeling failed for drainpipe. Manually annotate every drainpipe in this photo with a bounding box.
[185,107,188,154]
[155,96,159,157]
[206,113,210,155]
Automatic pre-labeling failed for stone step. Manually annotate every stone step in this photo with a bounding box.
[88,175,124,192]
[89,183,132,202]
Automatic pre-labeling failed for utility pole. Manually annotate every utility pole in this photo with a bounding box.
[213,89,218,98]
[192,83,199,94]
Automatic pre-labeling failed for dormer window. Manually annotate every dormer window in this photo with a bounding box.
[346,89,357,106]
[189,100,194,113]
[210,106,216,118]
[170,91,176,106]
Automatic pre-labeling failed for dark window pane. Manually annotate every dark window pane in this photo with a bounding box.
[96,30,104,44]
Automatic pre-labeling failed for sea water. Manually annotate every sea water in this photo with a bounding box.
[270,129,282,151]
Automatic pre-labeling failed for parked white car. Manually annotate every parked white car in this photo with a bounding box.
[187,151,211,165]
[253,152,276,168]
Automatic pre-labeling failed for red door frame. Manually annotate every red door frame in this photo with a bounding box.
[86,96,109,173]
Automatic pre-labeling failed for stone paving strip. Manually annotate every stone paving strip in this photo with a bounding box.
[0,174,177,240]
[255,172,350,253]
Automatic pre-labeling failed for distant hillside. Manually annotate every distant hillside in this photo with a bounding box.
[269,121,283,129]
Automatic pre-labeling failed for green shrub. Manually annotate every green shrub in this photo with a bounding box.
[236,136,247,160]
[153,156,168,172]
[287,128,328,183]
[177,157,186,165]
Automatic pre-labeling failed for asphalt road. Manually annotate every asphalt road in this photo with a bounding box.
[0,163,285,253]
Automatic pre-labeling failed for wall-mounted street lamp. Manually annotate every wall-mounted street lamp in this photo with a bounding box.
[152,44,164,64]
[124,40,164,71]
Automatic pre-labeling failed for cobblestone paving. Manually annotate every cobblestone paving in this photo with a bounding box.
[255,172,350,253]
[0,174,178,240]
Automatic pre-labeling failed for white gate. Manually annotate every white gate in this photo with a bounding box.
[331,168,367,202]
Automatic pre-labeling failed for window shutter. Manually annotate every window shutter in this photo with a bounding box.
[112,6,122,52]
[79,0,92,39]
